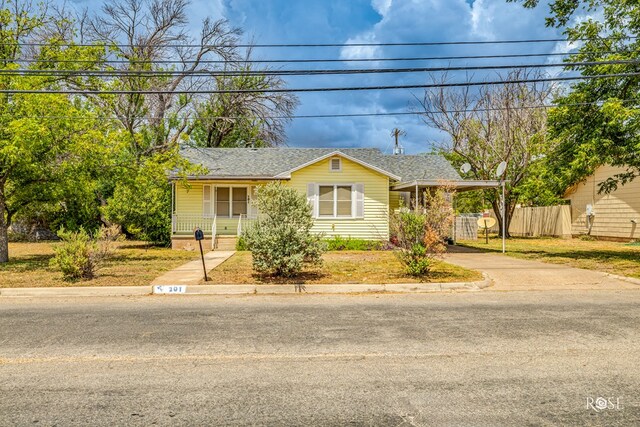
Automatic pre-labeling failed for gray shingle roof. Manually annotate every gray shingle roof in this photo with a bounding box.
[176,147,461,183]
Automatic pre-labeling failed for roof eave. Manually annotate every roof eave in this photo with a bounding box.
[168,175,288,181]
[391,179,502,192]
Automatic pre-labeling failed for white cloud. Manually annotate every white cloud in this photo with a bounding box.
[371,0,392,16]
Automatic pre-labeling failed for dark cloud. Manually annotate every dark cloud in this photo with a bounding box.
[53,0,563,154]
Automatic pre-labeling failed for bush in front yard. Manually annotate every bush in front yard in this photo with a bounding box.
[50,225,122,280]
[390,186,454,276]
[242,182,324,277]
[325,236,383,251]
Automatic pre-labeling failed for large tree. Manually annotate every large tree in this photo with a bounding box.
[509,0,640,192]
[419,70,555,236]
[190,63,298,148]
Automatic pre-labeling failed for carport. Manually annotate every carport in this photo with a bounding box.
[390,179,503,248]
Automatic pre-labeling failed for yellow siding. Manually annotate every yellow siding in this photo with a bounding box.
[289,157,390,240]
[389,191,400,212]
[175,182,204,215]
[565,165,640,239]
[174,160,392,240]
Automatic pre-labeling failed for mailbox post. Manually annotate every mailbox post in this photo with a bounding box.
[194,227,208,282]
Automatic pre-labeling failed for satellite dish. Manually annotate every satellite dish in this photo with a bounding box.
[477,217,496,229]
[495,161,507,178]
[460,163,471,174]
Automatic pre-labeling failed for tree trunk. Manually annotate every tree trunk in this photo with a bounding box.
[0,184,8,263]
[492,199,512,238]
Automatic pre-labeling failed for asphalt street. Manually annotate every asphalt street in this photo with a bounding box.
[1,291,639,426]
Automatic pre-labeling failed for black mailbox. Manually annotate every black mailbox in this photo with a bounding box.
[194,227,204,241]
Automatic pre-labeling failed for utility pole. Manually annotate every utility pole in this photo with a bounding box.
[391,128,405,155]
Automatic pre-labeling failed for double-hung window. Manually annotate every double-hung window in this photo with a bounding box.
[318,185,353,218]
[214,187,248,218]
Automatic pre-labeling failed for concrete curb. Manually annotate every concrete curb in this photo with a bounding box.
[0,286,150,298]
[0,274,491,297]
[604,273,640,286]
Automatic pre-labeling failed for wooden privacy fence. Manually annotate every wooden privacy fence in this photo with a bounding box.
[494,205,572,238]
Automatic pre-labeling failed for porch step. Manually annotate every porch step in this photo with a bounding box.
[215,236,237,251]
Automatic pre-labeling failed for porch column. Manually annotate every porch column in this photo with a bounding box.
[171,182,175,233]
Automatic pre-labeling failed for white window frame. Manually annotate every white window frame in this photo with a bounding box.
[329,157,342,172]
[316,183,354,219]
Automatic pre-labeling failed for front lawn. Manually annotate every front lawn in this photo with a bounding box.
[458,236,640,279]
[206,251,482,284]
[0,241,198,288]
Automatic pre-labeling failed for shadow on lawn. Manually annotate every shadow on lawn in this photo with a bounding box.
[456,242,639,264]
[251,271,328,284]
[0,254,52,271]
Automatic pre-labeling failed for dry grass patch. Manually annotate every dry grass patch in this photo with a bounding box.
[459,236,640,279]
[207,251,481,284]
[0,241,198,288]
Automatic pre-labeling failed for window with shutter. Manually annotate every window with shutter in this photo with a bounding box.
[316,184,356,218]
[354,184,365,218]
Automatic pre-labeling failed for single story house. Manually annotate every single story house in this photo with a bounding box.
[169,147,498,249]
[564,164,640,240]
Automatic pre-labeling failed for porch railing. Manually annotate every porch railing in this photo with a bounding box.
[237,214,258,236]
[171,213,216,234]
[211,214,217,249]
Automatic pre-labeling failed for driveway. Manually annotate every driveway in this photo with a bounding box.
[445,247,640,291]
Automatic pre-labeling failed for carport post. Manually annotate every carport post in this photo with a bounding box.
[501,180,506,254]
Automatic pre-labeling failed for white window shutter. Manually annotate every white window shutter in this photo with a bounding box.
[248,186,257,218]
[354,184,364,218]
[307,183,318,217]
[203,185,212,216]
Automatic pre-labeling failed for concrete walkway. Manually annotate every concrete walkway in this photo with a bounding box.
[151,251,235,286]
[444,248,640,291]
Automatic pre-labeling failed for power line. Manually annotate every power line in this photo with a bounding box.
[8,50,625,65]
[3,72,639,94]
[14,99,637,121]
[6,35,638,49]
[2,59,638,77]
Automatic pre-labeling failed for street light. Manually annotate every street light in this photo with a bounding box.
[495,161,507,254]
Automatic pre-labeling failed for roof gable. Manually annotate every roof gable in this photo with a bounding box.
[273,150,401,180]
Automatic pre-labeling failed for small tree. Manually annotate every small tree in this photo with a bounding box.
[390,186,455,276]
[243,182,324,277]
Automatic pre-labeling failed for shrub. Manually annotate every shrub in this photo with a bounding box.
[50,225,122,280]
[390,186,454,276]
[325,236,383,251]
[397,243,431,275]
[235,235,248,251]
[242,182,324,277]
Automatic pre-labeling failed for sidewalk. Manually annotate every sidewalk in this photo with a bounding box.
[151,250,236,286]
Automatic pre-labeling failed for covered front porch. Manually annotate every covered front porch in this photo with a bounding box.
[171,181,264,249]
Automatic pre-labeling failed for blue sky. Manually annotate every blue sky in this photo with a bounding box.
[67,0,567,153]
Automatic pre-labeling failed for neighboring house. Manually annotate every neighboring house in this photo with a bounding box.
[564,165,640,240]
[169,147,498,249]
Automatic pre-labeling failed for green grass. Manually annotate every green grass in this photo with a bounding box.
[458,236,640,279]
[206,251,482,284]
[0,241,198,288]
